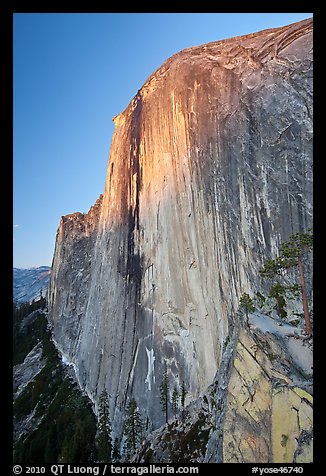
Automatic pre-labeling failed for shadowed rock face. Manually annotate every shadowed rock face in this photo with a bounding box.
[47,18,313,450]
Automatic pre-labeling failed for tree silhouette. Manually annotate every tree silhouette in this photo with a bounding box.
[260,230,313,335]
[160,366,169,423]
[112,438,121,462]
[97,389,112,462]
[123,398,143,454]
[268,283,287,318]
[239,293,255,323]
[181,380,187,410]
[172,387,179,417]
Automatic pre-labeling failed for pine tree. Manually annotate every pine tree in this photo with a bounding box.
[172,387,179,417]
[160,366,169,423]
[260,230,313,335]
[181,380,187,409]
[268,283,287,318]
[97,389,112,462]
[239,293,255,322]
[123,398,143,455]
[112,438,121,462]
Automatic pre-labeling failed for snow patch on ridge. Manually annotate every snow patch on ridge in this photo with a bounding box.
[249,312,313,376]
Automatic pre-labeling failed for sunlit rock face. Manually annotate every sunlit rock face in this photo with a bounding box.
[222,322,313,463]
[48,17,312,446]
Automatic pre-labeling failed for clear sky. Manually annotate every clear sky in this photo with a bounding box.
[13,13,312,268]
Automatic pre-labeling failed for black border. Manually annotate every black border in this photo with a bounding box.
[2,3,320,473]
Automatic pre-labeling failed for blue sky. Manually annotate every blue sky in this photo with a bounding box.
[13,13,312,268]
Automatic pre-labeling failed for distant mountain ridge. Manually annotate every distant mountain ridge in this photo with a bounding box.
[47,18,313,462]
[13,266,51,304]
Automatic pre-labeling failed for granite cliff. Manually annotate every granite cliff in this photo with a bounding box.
[47,18,313,462]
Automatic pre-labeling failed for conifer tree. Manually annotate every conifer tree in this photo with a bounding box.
[97,389,112,462]
[160,366,169,423]
[172,386,179,416]
[181,380,187,409]
[123,398,143,454]
[112,438,121,462]
[260,230,313,335]
[239,293,255,322]
[268,283,287,318]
